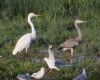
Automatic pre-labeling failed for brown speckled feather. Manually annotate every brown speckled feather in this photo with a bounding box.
[58,19,86,50]
[58,37,79,49]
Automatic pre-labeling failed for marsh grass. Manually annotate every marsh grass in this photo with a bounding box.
[0,0,100,80]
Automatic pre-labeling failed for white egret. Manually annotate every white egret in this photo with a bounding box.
[12,13,41,55]
[31,67,45,79]
[48,45,55,62]
[44,45,60,71]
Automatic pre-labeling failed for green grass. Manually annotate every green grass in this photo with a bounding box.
[0,0,100,80]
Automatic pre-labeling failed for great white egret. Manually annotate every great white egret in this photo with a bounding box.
[44,45,60,71]
[58,19,86,57]
[31,67,45,79]
[12,13,41,55]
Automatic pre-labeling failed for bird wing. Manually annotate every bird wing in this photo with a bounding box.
[59,38,79,48]
[48,59,60,71]
[48,58,55,66]
[45,58,54,68]
[31,70,44,79]
[16,33,32,47]
[31,72,37,77]
[13,33,32,54]
[48,50,55,62]
[31,70,42,77]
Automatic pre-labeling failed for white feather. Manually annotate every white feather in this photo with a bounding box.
[31,67,45,79]
[12,33,33,55]
[12,13,40,55]
[48,45,55,62]
[44,58,59,71]
[44,45,60,71]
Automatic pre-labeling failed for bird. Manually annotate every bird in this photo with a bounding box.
[31,67,45,79]
[17,73,31,80]
[58,19,87,57]
[12,13,41,55]
[44,45,60,71]
[48,45,55,62]
[73,68,87,80]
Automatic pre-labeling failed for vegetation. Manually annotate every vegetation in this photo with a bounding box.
[0,0,100,80]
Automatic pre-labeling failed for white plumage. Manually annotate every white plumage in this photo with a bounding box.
[31,67,45,79]
[48,45,55,62]
[44,45,60,71]
[12,13,41,55]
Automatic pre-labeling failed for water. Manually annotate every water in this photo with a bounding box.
[32,49,100,67]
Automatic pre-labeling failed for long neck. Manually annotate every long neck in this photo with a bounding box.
[48,47,51,50]
[28,16,36,38]
[41,69,44,73]
[82,69,86,75]
[75,22,82,41]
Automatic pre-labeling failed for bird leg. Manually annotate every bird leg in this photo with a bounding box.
[26,48,28,53]
[70,57,74,64]
[69,48,74,64]
[49,69,52,72]
[25,46,31,59]
[70,48,74,58]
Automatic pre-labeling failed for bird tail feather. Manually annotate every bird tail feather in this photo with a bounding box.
[55,67,60,71]
[57,47,62,50]
[12,49,17,55]
[31,73,36,77]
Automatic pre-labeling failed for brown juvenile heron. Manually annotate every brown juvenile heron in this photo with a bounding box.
[58,19,86,57]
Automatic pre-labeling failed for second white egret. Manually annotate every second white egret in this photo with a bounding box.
[44,45,60,71]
